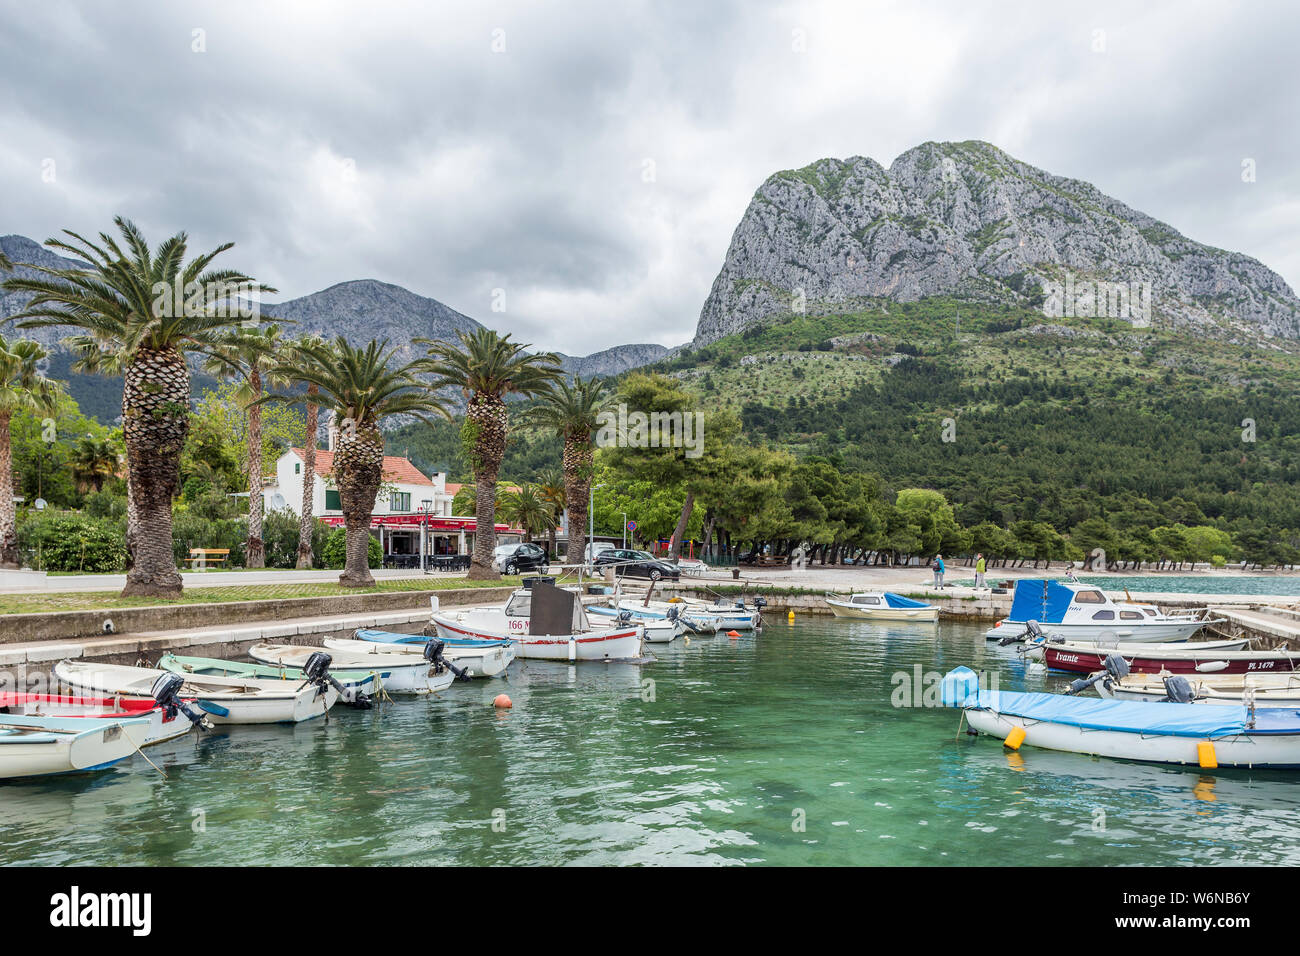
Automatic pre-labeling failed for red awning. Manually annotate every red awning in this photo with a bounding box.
[318,514,521,534]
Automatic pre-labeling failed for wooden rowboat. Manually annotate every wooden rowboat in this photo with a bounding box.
[247,643,458,694]
[0,692,201,747]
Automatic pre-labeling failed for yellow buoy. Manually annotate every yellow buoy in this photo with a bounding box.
[1197,741,1218,769]
[787,610,795,623]
[1004,726,1027,750]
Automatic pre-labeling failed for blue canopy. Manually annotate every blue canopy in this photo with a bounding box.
[355,628,507,648]
[1007,579,1075,624]
[883,592,932,609]
[942,667,1300,739]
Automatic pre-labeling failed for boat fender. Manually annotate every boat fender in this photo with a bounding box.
[1197,741,1218,769]
[150,672,213,730]
[1004,726,1027,750]
[1195,661,1229,673]
[1162,675,1195,704]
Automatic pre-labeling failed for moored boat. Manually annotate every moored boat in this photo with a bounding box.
[0,713,153,780]
[942,665,1300,769]
[247,643,462,694]
[55,659,341,724]
[431,580,644,661]
[1093,671,1300,707]
[336,632,516,678]
[985,578,1222,643]
[825,591,939,622]
[1039,642,1300,676]
[0,690,205,748]
[158,653,379,704]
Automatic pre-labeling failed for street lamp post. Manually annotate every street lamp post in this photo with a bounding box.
[621,511,628,549]
[589,482,605,571]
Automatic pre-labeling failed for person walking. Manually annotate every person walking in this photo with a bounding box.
[974,553,986,589]
[932,554,945,588]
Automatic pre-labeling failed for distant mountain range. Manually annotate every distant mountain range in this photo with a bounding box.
[693,140,1300,344]
[0,234,668,407]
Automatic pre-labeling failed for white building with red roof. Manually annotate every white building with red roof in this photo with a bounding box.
[262,432,521,565]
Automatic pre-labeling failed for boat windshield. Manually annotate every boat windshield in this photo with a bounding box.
[851,595,881,605]
[505,592,531,617]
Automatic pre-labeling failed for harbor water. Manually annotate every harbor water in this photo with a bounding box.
[3,618,1299,866]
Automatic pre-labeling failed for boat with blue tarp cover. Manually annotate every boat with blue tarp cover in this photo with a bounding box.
[825,591,939,622]
[942,665,1300,768]
[985,578,1222,643]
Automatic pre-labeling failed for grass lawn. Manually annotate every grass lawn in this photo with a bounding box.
[0,576,522,616]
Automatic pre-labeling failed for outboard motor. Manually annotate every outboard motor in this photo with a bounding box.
[423,639,471,682]
[298,651,371,709]
[1162,675,1194,703]
[1066,653,1131,696]
[615,610,634,625]
[150,672,213,730]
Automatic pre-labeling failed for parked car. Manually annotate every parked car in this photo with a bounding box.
[593,548,680,581]
[493,542,549,575]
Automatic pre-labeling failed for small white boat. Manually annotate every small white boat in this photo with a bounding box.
[247,643,459,695]
[0,713,152,780]
[585,602,684,642]
[943,666,1300,768]
[55,659,340,725]
[432,582,644,661]
[1094,671,1300,707]
[825,591,938,622]
[985,579,1222,643]
[0,691,206,747]
[331,633,516,678]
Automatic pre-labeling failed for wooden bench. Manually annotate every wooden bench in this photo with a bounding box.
[186,548,230,568]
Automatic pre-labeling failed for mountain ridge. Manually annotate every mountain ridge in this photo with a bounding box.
[693,140,1300,344]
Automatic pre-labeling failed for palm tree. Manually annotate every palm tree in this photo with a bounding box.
[203,323,288,568]
[0,335,62,567]
[526,376,611,570]
[261,337,450,587]
[535,466,566,559]
[282,334,326,569]
[70,435,122,494]
[419,329,561,579]
[499,483,556,544]
[2,217,273,596]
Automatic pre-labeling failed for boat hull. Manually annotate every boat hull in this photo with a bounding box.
[986,620,1208,642]
[55,661,339,725]
[827,602,939,622]
[0,715,152,780]
[432,615,643,661]
[329,636,516,678]
[1042,645,1300,676]
[247,645,455,695]
[965,708,1300,768]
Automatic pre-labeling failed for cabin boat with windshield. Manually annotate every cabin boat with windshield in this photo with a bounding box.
[985,579,1222,643]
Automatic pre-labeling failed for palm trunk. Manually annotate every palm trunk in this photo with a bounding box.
[335,420,383,588]
[0,411,17,569]
[125,479,137,571]
[296,388,318,569]
[121,347,188,597]
[245,367,265,568]
[667,491,695,561]
[466,394,507,580]
[563,433,593,569]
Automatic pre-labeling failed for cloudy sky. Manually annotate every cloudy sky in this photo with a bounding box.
[1,0,1296,354]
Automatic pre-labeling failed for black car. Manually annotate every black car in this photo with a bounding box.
[593,548,680,581]
[496,542,549,575]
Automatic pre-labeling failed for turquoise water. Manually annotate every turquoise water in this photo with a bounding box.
[3,618,1299,866]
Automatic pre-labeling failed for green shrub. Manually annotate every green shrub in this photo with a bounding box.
[17,511,128,572]
[1211,554,1227,567]
[321,527,382,569]
[261,509,331,568]
[171,510,246,567]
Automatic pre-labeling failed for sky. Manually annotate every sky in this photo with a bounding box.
[1,0,1296,354]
